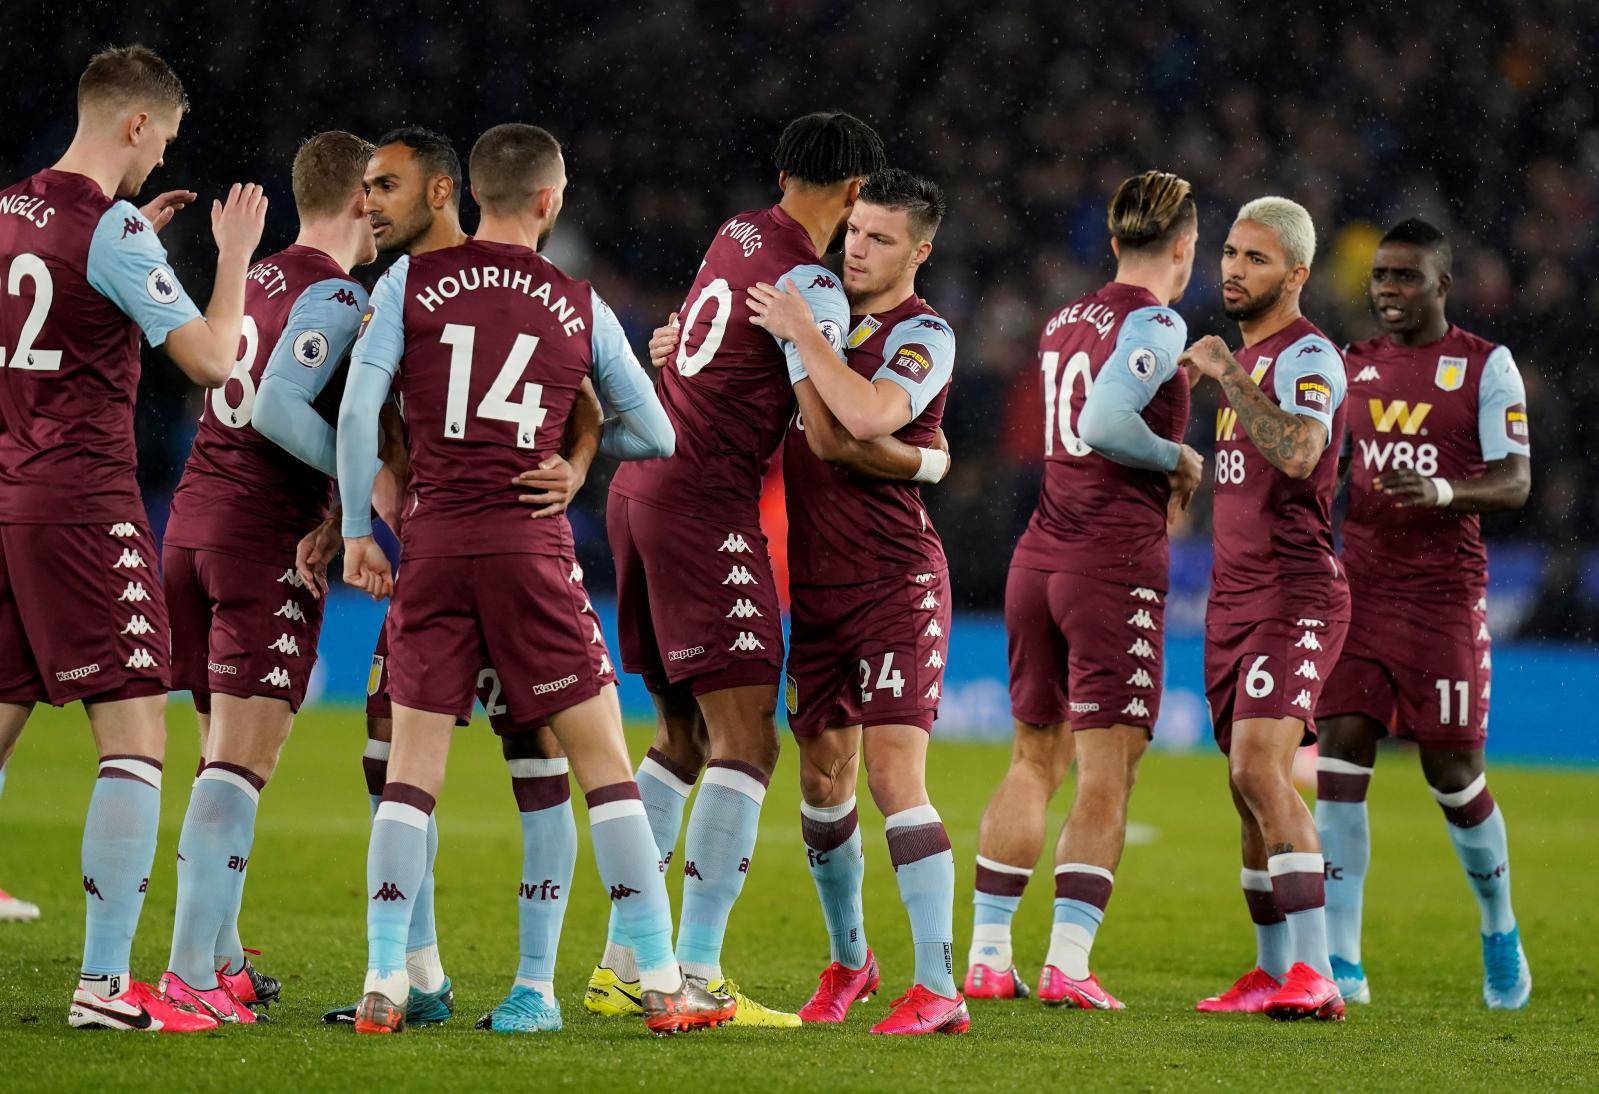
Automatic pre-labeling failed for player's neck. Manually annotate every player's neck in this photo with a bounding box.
[294,222,360,273]
[777,190,843,257]
[474,211,545,252]
[1111,262,1176,307]
[1390,314,1450,347]
[51,135,127,200]
[851,278,917,318]
[1237,299,1303,348]
[410,212,468,256]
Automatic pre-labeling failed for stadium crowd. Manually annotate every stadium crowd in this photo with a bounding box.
[4,1,1595,628]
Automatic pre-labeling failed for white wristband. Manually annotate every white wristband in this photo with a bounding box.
[914,447,950,484]
[1430,477,1454,507]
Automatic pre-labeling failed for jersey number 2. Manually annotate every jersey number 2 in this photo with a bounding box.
[440,323,548,448]
[0,253,62,372]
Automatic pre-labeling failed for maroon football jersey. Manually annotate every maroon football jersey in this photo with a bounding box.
[785,295,950,586]
[1340,326,1529,600]
[1010,282,1191,590]
[0,170,198,524]
[165,246,358,565]
[611,205,829,524]
[389,240,592,559]
[1209,316,1351,625]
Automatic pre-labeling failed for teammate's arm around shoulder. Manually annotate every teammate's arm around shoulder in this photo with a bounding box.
[1079,306,1188,472]
[589,290,674,461]
[254,277,370,477]
[160,184,269,387]
[1182,332,1333,480]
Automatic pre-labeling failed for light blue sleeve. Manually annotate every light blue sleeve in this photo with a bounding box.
[1272,333,1345,434]
[350,255,410,378]
[589,289,675,460]
[253,278,369,478]
[1077,306,1188,471]
[873,314,956,420]
[85,201,202,346]
[1477,345,1530,460]
[775,262,849,384]
[337,258,409,538]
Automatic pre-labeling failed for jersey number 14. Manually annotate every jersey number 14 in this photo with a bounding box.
[440,323,548,448]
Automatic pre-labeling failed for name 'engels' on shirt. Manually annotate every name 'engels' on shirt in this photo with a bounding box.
[409,264,588,335]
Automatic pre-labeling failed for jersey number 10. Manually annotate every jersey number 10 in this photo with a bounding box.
[1041,350,1094,457]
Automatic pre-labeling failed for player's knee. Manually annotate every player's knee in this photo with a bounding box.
[1419,746,1485,795]
[1011,724,1070,789]
[1317,715,1379,767]
[1228,750,1287,805]
[866,764,927,816]
[366,715,393,744]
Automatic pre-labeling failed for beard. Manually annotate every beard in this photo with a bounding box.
[1222,275,1287,321]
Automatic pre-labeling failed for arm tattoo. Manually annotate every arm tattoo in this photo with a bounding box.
[1217,360,1327,475]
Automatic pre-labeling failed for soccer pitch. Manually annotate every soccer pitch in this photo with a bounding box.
[1,705,1594,1090]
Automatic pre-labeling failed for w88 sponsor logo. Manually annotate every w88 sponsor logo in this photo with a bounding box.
[1357,438,1438,476]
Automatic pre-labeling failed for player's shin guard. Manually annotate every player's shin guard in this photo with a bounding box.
[1267,852,1333,979]
[970,857,1032,971]
[80,756,163,994]
[603,748,694,979]
[676,759,767,979]
[801,797,868,968]
[1316,759,1372,966]
[1433,775,1515,934]
[1241,868,1291,980]
[1046,865,1113,979]
[587,782,680,994]
[169,763,263,989]
[367,784,434,992]
[886,806,957,997]
[511,758,576,997]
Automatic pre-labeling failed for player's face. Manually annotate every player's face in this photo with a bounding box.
[1220,220,1292,321]
[123,105,182,197]
[364,144,435,253]
[842,202,917,300]
[1369,242,1443,336]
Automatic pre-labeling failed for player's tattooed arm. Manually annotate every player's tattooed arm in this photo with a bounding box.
[1181,335,1327,480]
[1376,454,1531,512]
[793,379,933,481]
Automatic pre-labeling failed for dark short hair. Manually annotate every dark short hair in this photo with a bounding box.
[78,44,188,115]
[1381,216,1452,275]
[860,168,946,241]
[469,124,563,214]
[292,131,375,219]
[376,126,462,204]
[774,112,886,186]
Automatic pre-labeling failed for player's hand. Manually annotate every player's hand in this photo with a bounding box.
[747,279,815,343]
[342,535,393,600]
[1374,467,1440,507]
[1168,443,1204,520]
[139,189,197,233]
[1179,335,1235,382]
[514,454,585,518]
[295,514,341,599]
[932,427,949,456]
[211,182,268,259]
[372,462,407,530]
[647,312,680,369]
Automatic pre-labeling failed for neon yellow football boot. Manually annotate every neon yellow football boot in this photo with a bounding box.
[584,965,645,1017]
[706,977,802,1028]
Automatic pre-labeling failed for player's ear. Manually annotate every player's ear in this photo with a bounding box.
[1436,268,1452,298]
[430,174,454,211]
[845,177,864,205]
[125,110,149,147]
[777,170,790,194]
[911,239,933,269]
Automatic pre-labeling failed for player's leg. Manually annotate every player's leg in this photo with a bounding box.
[862,724,968,1036]
[1314,713,1381,1003]
[1420,745,1529,1008]
[0,704,41,923]
[1039,724,1146,1009]
[794,726,873,1022]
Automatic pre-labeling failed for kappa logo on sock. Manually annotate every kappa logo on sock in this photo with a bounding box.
[82,875,104,901]
[683,860,703,880]
[371,882,407,902]
[608,883,641,901]
[738,857,750,874]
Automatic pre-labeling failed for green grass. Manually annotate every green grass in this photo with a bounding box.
[0,705,1595,1090]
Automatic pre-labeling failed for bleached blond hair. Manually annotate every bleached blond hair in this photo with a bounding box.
[1235,196,1317,269]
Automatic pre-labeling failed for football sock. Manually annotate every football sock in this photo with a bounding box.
[1433,776,1516,934]
[0,762,7,800]
[587,782,680,994]
[886,805,957,997]
[603,748,694,980]
[80,756,163,995]
[1268,852,1333,979]
[1316,758,1373,966]
[676,758,767,979]
[363,740,441,966]
[510,757,576,994]
[1046,863,1113,979]
[1241,867,1291,980]
[169,762,262,989]
[970,855,1032,970]
[367,783,433,991]
[214,887,246,976]
[801,796,868,968]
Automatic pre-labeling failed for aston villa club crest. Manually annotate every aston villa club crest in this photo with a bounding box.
[1435,355,1467,392]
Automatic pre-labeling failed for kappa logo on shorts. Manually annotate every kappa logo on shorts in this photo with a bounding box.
[274,600,307,622]
[1127,609,1155,630]
[1070,701,1100,714]
[113,549,146,570]
[118,582,151,603]
[533,674,579,696]
[668,646,705,662]
[109,523,137,538]
[1128,638,1155,658]
[277,568,306,589]
[717,533,752,554]
[269,634,301,656]
[926,650,944,669]
[1294,660,1320,680]
[726,598,763,619]
[729,631,765,652]
[919,591,940,610]
[1478,621,1490,642]
[598,653,613,677]
[569,561,584,583]
[590,621,604,643]
[1296,618,1324,627]
[924,619,943,638]
[1481,651,1492,670]
[125,649,158,670]
[121,614,154,637]
[925,682,940,700]
[1296,631,1322,650]
[1126,668,1154,688]
[260,667,292,688]
[1291,689,1312,710]
[56,663,102,683]
[914,572,934,584]
[1122,698,1150,718]
[1475,596,1489,611]
[208,662,238,675]
[1131,587,1160,602]
[722,566,757,586]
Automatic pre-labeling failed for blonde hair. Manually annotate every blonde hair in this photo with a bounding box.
[1107,171,1196,251]
[292,131,375,219]
[1235,196,1317,268]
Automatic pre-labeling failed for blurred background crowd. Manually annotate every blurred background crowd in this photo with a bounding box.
[5,0,1596,636]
